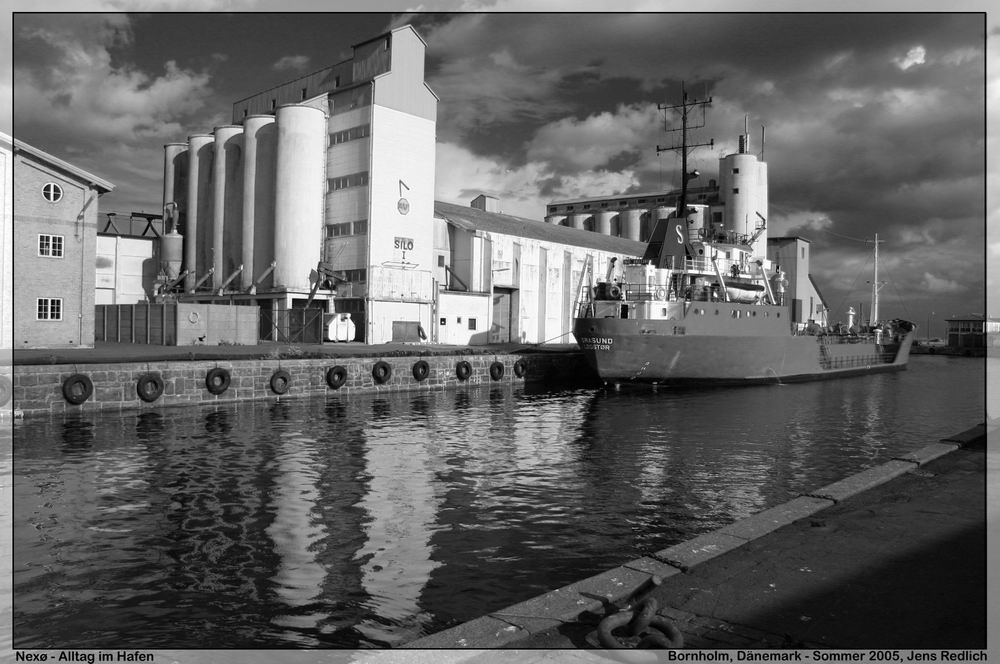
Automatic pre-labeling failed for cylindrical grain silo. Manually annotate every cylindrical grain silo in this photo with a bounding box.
[212,125,244,290]
[185,133,214,291]
[162,143,188,215]
[544,214,567,226]
[596,211,615,235]
[273,104,326,291]
[241,115,277,291]
[621,208,643,242]
[640,211,655,242]
[569,213,589,230]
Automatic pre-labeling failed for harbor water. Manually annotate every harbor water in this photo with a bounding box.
[10,355,986,649]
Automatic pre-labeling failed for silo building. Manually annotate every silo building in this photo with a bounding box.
[160,25,437,343]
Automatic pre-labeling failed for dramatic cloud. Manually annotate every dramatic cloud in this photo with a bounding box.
[273,54,311,71]
[13,14,221,211]
[435,142,637,218]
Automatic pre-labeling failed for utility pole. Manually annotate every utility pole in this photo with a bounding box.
[657,82,714,220]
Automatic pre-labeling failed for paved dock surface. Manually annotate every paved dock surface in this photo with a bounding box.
[406,425,989,652]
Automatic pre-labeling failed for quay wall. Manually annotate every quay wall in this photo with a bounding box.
[8,351,593,419]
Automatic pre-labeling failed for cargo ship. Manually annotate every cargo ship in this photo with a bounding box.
[571,92,915,387]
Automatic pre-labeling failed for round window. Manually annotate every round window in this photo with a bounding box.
[42,183,63,203]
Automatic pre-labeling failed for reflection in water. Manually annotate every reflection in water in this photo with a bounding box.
[352,396,445,646]
[266,429,329,645]
[11,356,985,648]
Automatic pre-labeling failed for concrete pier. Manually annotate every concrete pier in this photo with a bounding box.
[404,424,989,651]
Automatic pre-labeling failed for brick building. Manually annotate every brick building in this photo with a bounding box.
[11,137,114,348]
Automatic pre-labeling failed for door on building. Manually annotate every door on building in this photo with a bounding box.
[492,287,514,343]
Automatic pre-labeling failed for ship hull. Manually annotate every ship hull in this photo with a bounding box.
[572,315,914,386]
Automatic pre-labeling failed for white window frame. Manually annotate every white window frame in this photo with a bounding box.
[37,297,63,321]
[38,234,64,258]
[42,182,63,203]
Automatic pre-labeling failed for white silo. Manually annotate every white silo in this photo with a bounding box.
[185,133,214,291]
[273,104,326,291]
[621,208,643,242]
[162,143,188,212]
[569,213,589,230]
[596,210,615,235]
[544,214,567,226]
[212,125,244,290]
[242,115,277,291]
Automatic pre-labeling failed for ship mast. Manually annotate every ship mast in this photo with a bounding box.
[869,233,885,325]
[656,82,713,220]
[643,84,714,268]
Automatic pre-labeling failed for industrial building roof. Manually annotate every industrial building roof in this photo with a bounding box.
[434,200,648,256]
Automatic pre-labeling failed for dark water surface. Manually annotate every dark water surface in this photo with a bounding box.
[10,355,985,649]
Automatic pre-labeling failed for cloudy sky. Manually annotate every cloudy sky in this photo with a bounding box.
[7,5,994,333]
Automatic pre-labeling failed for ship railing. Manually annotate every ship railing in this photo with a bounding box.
[814,333,878,344]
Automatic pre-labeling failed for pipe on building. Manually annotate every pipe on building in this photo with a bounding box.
[273,104,326,291]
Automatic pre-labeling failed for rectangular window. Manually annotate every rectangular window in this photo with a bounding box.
[329,171,370,191]
[326,222,352,237]
[38,234,64,258]
[331,123,371,145]
[733,188,740,194]
[301,87,308,100]
[352,220,368,235]
[468,318,477,330]
[37,298,62,320]
[437,255,445,267]
[732,168,740,174]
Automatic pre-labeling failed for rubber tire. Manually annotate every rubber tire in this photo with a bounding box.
[372,360,392,385]
[270,369,291,395]
[455,360,472,381]
[513,359,528,378]
[136,372,164,403]
[412,360,430,382]
[62,373,94,405]
[326,365,347,389]
[205,367,231,395]
[489,361,505,381]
